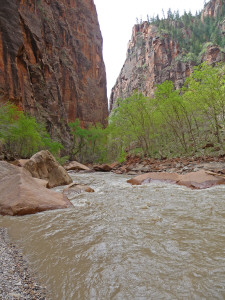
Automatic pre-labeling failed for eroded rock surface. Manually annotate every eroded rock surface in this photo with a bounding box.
[0,161,72,216]
[24,150,72,188]
[0,0,108,144]
[127,170,225,189]
[64,161,91,172]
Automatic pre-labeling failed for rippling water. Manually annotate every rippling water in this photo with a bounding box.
[0,172,225,299]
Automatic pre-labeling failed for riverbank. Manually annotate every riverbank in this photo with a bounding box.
[110,154,225,175]
[0,228,48,300]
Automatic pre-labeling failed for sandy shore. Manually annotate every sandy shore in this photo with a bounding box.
[0,228,48,300]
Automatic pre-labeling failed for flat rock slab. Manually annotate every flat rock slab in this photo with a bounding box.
[127,170,225,189]
[0,161,72,216]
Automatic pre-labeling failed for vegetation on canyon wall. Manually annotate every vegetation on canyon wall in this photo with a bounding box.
[108,63,225,161]
[141,3,225,64]
[0,104,63,159]
[1,63,225,163]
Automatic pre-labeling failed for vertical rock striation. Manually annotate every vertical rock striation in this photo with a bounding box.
[0,0,108,143]
[109,22,194,111]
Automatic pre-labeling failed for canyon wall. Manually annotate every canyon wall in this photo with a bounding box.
[110,0,225,111]
[110,23,194,111]
[0,0,108,143]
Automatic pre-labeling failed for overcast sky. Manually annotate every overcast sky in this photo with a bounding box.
[94,0,206,98]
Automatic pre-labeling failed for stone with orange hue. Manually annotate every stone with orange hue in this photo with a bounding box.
[93,164,112,172]
[201,0,224,21]
[127,170,225,189]
[177,170,225,189]
[64,161,91,172]
[127,172,180,186]
[0,0,108,145]
[0,161,72,216]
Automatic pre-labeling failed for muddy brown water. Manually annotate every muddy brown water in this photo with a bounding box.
[0,172,225,300]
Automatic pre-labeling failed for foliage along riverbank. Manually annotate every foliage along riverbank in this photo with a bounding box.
[0,63,225,165]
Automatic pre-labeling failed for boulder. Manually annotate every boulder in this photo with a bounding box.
[93,164,112,172]
[127,172,180,185]
[64,161,91,172]
[127,170,225,189]
[24,150,72,188]
[0,162,72,216]
[177,170,225,189]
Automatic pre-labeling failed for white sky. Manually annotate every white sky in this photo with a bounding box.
[94,0,206,98]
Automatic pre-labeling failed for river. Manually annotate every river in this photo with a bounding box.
[0,172,225,299]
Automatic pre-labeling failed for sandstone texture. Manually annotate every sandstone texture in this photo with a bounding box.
[23,150,72,188]
[64,160,91,172]
[110,22,194,110]
[201,0,225,21]
[0,0,108,144]
[127,170,225,189]
[0,161,72,216]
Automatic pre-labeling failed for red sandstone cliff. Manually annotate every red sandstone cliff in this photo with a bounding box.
[110,22,194,111]
[0,0,108,143]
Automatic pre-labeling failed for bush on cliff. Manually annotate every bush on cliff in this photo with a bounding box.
[0,103,63,158]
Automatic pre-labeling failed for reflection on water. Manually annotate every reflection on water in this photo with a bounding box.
[0,172,225,299]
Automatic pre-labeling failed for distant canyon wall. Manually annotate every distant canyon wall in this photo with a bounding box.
[110,0,225,111]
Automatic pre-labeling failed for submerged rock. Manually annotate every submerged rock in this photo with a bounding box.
[63,183,94,197]
[24,150,72,188]
[128,170,225,189]
[0,161,72,216]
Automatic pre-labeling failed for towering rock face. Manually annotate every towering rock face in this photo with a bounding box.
[110,23,194,111]
[110,0,225,111]
[0,0,108,143]
[201,0,224,21]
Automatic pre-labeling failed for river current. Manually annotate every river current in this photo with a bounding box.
[0,172,225,299]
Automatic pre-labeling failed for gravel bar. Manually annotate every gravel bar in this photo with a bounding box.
[0,228,48,300]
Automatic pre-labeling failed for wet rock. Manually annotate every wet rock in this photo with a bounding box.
[177,170,225,189]
[127,170,225,189]
[93,164,112,172]
[0,161,72,216]
[127,172,179,186]
[24,150,72,188]
[63,183,94,197]
[64,161,91,172]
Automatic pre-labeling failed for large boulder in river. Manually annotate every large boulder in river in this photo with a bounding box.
[0,162,72,216]
[24,150,72,188]
[127,170,225,189]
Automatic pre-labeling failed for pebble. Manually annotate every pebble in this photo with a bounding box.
[0,228,49,299]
